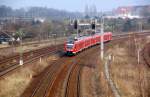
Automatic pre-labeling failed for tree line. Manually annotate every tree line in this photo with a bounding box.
[0,5,82,20]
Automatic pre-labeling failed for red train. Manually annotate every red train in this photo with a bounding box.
[64,32,112,55]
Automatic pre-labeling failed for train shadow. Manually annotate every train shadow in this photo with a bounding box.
[56,50,76,58]
[56,50,66,57]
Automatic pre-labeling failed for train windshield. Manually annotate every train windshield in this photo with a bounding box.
[66,44,74,49]
[67,40,74,44]
[66,38,74,49]
[67,37,75,44]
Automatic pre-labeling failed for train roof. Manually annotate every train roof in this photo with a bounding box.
[67,32,112,44]
[78,32,111,39]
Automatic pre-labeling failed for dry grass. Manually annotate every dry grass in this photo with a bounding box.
[0,54,58,97]
[106,37,150,97]
[22,38,65,52]
[14,42,52,53]
[80,53,114,97]
[81,60,114,97]
[0,44,9,48]
[90,57,114,97]
[0,68,32,97]
[146,36,150,43]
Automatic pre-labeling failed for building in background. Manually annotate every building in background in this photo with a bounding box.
[105,5,150,19]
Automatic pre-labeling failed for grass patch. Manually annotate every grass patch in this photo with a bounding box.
[106,37,150,97]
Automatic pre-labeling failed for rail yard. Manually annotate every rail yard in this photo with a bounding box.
[0,32,150,97]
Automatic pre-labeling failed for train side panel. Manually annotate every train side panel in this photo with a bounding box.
[65,32,112,55]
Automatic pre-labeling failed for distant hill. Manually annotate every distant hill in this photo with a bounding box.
[0,5,83,20]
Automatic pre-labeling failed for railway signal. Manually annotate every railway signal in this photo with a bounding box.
[74,19,79,37]
[91,21,96,30]
[74,19,78,29]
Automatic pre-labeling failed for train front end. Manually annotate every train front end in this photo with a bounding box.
[64,38,75,55]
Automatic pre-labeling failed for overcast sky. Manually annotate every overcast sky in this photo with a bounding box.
[0,0,150,12]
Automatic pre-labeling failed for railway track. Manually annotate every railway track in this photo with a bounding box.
[1,31,149,97]
[0,44,62,64]
[28,56,74,97]
[22,44,100,97]
[30,59,64,97]
[64,64,82,97]
[0,39,54,50]
[0,44,63,77]
[63,47,99,97]
[0,40,53,60]
[60,33,150,97]
[0,31,149,69]
[21,32,150,97]
[112,31,150,40]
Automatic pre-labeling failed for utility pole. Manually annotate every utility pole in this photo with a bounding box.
[77,28,78,37]
[137,21,142,64]
[135,21,142,65]
[19,36,23,65]
[52,33,57,50]
[76,20,79,37]
[95,19,97,33]
[101,15,104,60]
[16,29,24,65]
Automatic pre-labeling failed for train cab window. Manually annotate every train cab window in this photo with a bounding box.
[67,37,74,44]
[67,40,74,44]
[67,38,74,49]
[67,44,73,49]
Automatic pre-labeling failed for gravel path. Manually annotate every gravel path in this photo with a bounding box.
[104,57,121,97]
